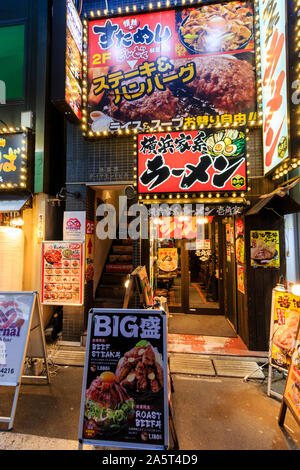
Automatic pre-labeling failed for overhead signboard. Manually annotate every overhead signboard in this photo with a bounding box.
[138,129,247,194]
[0,132,29,190]
[259,0,289,175]
[78,309,168,450]
[86,1,256,134]
[52,0,83,121]
[41,241,85,306]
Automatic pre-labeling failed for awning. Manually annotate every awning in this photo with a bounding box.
[246,193,300,216]
[0,193,32,212]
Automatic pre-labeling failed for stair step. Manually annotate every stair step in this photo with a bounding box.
[102,272,129,285]
[93,298,124,308]
[112,245,133,254]
[109,254,133,263]
[96,285,126,298]
[106,264,132,273]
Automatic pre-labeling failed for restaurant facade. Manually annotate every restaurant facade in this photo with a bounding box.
[1,0,300,353]
[49,0,299,353]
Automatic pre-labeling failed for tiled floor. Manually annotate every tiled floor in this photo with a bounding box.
[168,333,268,358]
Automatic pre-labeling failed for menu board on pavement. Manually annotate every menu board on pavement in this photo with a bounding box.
[279,325,300,428]
[78,309,168,450]
[0,293,35,386]
[41,241,84,306]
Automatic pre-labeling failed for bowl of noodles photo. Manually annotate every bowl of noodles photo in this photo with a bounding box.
[159,255,178,272]
[179,2,253,54]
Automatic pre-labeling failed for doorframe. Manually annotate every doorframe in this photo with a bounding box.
[169,218,225,315]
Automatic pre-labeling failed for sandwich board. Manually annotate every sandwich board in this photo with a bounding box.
[0,291,50,430]
[78,308,170,450]
[278,324,300,429]
[267,285,300,400]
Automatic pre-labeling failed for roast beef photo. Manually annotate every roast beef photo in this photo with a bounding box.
[84,371,135,436]
[115,341,164,400]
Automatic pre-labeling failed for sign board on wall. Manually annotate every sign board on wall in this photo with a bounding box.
[250,230,280,268]
[138,129,247,194]
[52,0,82,121]
[86,1,256,134]
[63,211,86,240]
[66,0,82,120]
[41,241,84,306]
[0,132,29,189]
[259,0,289,174]
[78,309,168,449]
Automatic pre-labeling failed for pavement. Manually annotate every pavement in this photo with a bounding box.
[0,348,299,451]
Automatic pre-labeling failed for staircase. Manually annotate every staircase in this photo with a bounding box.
[94,238,133,308]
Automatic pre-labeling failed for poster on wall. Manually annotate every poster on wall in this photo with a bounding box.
[158,247,178,272]
[250,230,280,268]
[270,290,300,371]
[63,211,86,240]
[78,309,168,449]
[87,1,256,134]
[259,0,289,174]
[41,241,84,306]
[237,264,245,294]
[235,219,245,264]
[281,325,300,425]
[138,129,247,194]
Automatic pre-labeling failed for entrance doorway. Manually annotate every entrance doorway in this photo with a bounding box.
[149,216,224,315]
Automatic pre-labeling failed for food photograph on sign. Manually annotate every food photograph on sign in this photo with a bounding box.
[41,242,84,305]
[271,292,300,371]
[82,312,166,447]
[138,128,247,193]
[284,328,300,420]
[250,230,280,268]
[86,1,256,133]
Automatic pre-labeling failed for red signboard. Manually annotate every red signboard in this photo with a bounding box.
[138,128,247,193]
[87,1,256,134]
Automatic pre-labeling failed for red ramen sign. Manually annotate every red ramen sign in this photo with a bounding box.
[138,129,247,194]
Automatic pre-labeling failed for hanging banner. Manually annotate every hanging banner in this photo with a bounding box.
[41,241,85,306]
[85,220,95,282]
[86,1,256,134]
[259,0,289,174]
[250,230,280,268]
[237,264,245,294]
[138,129,247,194]
[78,309,168,450]
[270,290,300,371]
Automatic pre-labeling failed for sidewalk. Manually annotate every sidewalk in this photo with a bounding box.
[0,345,299,451]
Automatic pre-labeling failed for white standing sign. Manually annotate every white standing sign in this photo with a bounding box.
[0,292,49,429]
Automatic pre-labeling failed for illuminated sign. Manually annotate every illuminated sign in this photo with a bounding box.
[137,128,247,194]
[85,1,256,135]
[65,0,82,120]
[259,0,289,174]
[0,132,28,189]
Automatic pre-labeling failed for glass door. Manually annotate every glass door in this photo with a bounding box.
[184,217,224,314]
[149,216,224,314]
